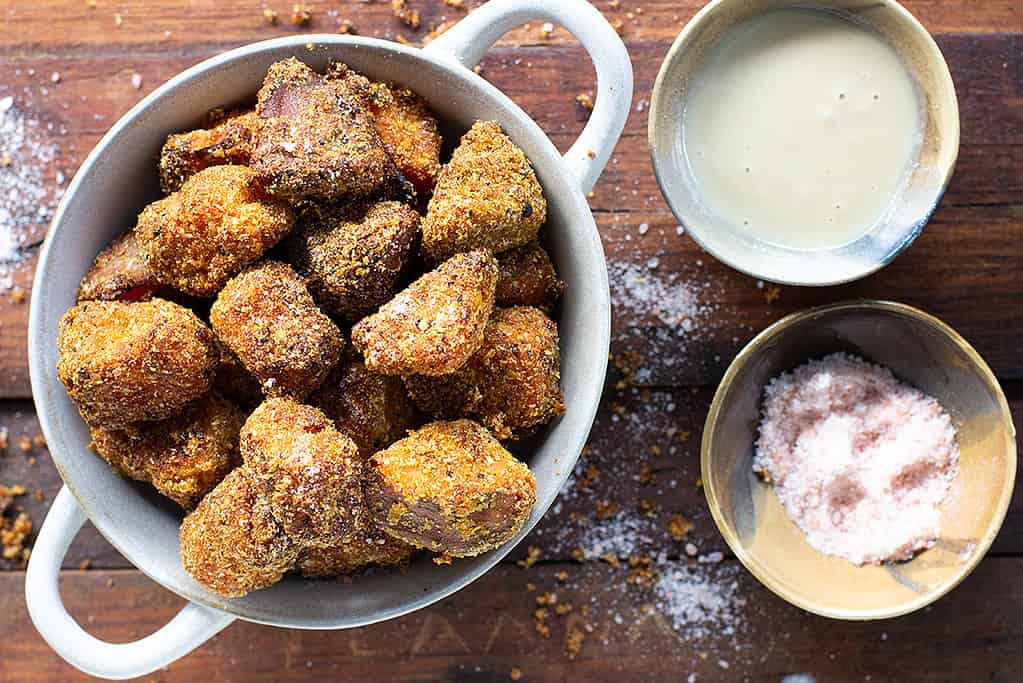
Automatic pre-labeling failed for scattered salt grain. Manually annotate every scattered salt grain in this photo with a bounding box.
[131,73,143,89]
[637,222,649,235]
[0,97,60,290]
[753,353,959,565]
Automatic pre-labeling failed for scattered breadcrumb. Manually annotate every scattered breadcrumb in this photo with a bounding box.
[291,3,311,25]
[392,0,420,29]
[262,7,278,24]
[32,433,46,449]
[576,92,594,111]
[0,485,31,562]
[518,545,542,569]
[764,285,781,304]
[79,558,92,570]
[565,624,585,660]
[16,435,31,453]
[538,22,554,40]
[670,513,693,541]
[510,667,522,681]
[338,19,356,34]
[0,428,8,453]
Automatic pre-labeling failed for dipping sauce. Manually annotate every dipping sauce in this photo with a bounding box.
[682,9,924,249]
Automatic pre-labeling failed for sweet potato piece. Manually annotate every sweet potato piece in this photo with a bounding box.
[351,249,497,376]
[210,261,344,398]
[252,59,398,202]
[76,231,161,303]
[159,109,257,193]
[367,82,442,196]
[180,467,298,597]
[421,120,546,261]
[365,419,536,557]
[241,397,366,548]
[495,242,564,312]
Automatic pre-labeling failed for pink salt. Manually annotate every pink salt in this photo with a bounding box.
[753,353,959,565]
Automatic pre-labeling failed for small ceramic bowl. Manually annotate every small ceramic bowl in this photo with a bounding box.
[649,0,960,285]
[24,0,633,678]
[702,300,1016,619]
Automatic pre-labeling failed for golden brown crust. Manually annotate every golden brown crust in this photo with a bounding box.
[308,348,418,459]
[210,261,344,398]
[57,299,219,428]
[89,392,244,509]
[365,419,536,557]
[241,397,366,548]
[159,109,258,194]
[295,524,417,577]
[180,467,298,597]
[76,231,161,303]
[351,249,498,376]
[366,82,442,197]
[495,242,564,313]
[404,307,565,440]
[135,165,296,297]
[421,120,546,261]
[252,59,398,202]
[286,200,420,322]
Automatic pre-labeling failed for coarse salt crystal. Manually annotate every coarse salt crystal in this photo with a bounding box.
[753,353,959,565]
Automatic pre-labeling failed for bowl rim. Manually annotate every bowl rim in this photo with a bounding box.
[27,33,612,627]
[701,299,1017,620]
[647,0,962,286]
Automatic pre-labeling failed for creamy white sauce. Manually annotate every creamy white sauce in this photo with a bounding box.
[682,9,924,250]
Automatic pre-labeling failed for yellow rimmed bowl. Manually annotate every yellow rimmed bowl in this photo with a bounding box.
[702,300,1016,619]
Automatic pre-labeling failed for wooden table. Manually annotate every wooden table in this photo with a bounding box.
[1,1,1020,680]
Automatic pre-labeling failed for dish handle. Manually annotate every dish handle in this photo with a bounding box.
[424,0,633,194]
[24,486,235,680]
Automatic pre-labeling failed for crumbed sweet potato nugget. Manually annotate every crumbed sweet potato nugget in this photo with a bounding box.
[241,397,366,548]
[367,82,442,196]
[308,349,418,458]
[159,109,258,193]
[57,299,219,428]
[421,120,546,261]
[252,59,398,202]
[211,261,344,398]
[405,307,565,440]
[135,165,295,297]
[351,249,497,376]
[495,242,564,312]
[76,231,161,303]
[287,200,420,322]
[180,467,298,597]
[89,392,244,509]
[366,419,536,557]
[295,523,417,577]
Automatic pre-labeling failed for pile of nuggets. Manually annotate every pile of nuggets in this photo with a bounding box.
[56,58,567,598]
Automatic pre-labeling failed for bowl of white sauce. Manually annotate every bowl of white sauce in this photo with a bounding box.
[649,0,959,285]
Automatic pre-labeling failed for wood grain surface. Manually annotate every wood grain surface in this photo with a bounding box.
[0,0,1020,680]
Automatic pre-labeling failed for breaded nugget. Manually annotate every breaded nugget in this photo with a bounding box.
[404,307,565,440]
[135,165,295,296]
[241,397,366,547]
[365,419,536,557]
[495,242,564,312]
[295,523,417,577]
[159,109,257,193]
[57,299,219,428]
[89,392,244,508]
[421,120,546,261]
[287,200,419,322]
[367,82,442,196]
[76,231,161,303]
[210,261,344,398]
[252,59,397,202]
[351,249,497,376]
[180,467,298,597]
[308,349,418,458]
